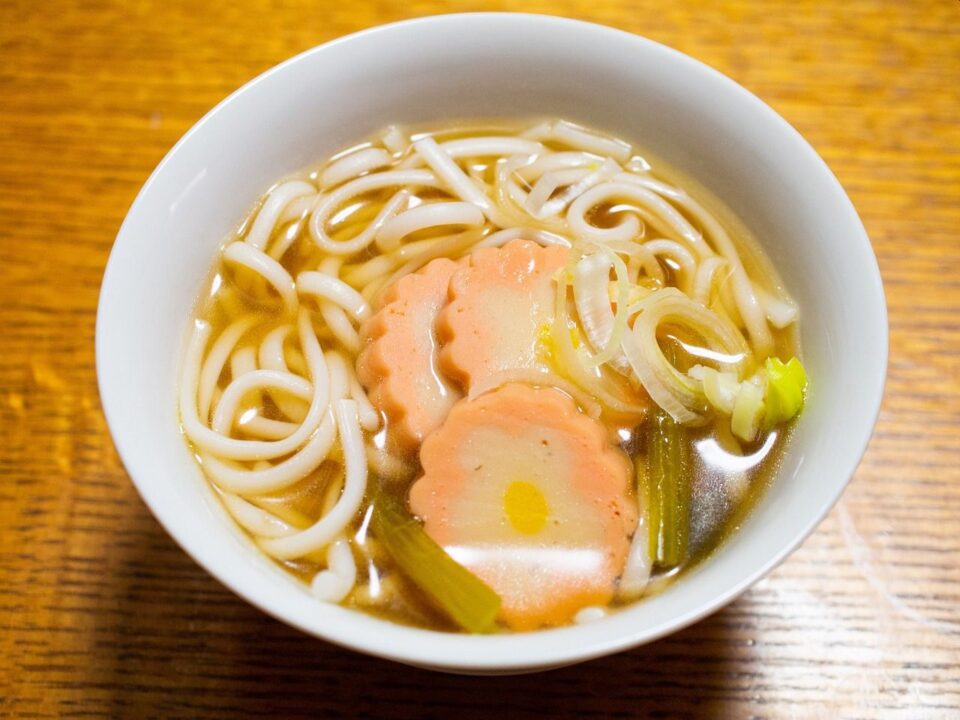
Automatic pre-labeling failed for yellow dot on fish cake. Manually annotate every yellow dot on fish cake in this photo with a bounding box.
[504,480,549,535]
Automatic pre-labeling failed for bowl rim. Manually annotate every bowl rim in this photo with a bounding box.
[97,12,888,672]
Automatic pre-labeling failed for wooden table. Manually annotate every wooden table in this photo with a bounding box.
[2,1,958,716]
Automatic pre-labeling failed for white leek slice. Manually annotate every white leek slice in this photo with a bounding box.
[621,288,751,424]
[689,365,741,416]
[731,380,765,442]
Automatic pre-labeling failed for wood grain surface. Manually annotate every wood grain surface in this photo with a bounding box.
[1,0,958,717]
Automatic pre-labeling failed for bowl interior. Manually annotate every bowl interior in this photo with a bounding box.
[97,14,886,673]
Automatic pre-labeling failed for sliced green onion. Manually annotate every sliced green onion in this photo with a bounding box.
[764,356,808,429]
[371,488,501,633]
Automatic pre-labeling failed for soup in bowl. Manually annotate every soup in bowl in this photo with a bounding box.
[97,14,886,673]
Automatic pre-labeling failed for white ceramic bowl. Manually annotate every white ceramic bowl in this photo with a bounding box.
[97,13,887,674]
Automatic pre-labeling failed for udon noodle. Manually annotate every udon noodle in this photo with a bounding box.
[180,119,806,632]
